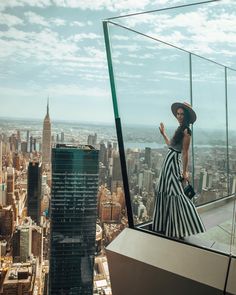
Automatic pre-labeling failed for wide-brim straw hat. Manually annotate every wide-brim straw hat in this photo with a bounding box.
[171,102,197,124]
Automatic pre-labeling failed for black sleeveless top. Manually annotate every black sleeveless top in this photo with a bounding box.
[169,126,191,152]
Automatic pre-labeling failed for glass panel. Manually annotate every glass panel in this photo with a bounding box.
[191,56,228,204]
[183,55,231,253]
[108,22,191,227]
[105,0,236,256]
[227,69,236,256]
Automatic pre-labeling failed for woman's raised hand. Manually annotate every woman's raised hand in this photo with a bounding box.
[159,122,165,135]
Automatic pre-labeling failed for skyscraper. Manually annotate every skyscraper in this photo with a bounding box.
[13,219,32,263]
[42,100,51,168]
[111,151,122,192]
[0,140,2,183]
[49,144,99,295]
[27,161,42,225]
[61,132,64,143]
[143,170,155,193]
[30,136,33,153]
[99,142,107,166]
[6,167,14,206]
[144,147,151,169]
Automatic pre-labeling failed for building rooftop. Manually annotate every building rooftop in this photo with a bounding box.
[54,143,96,150]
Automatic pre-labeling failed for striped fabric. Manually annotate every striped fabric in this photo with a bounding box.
[152,148,205,238]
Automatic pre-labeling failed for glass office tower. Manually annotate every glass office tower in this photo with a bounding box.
[27,161,42,225]
[49,144,99,295]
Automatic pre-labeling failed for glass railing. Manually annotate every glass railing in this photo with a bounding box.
[228,68,236,255]
[103,0,236,255]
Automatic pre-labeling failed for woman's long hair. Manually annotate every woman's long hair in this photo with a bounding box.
[172,107,192,144]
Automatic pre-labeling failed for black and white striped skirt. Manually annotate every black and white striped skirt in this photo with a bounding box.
[152,148,205,238]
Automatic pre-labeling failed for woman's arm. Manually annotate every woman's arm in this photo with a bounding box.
[159,122,170,145]
[182,129,191,181]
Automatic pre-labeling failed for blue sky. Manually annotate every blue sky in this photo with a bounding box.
[0,0,236,129]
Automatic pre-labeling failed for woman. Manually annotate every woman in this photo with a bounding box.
[152,102,205,238]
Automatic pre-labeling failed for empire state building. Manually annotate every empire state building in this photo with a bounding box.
[42,101,51,168]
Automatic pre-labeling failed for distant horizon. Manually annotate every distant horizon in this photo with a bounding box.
[0,116,235,133]
[0,115,115,126]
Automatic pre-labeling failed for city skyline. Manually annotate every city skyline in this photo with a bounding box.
[0,0,236,126]
[0,104,235,294]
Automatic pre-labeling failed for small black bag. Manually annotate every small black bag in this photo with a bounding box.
[184,181,196,199]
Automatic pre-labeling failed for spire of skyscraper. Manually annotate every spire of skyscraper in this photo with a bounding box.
[42,99,51,169]
[47,97,49,117]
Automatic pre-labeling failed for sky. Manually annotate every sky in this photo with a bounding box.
[0,0,236,129]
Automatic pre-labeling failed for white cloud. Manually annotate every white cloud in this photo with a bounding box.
[52,0,151,11]
[24,11,67,27]
[123,60,143,66]
[51,18,66,26]
[128,53,154,59]
[149,30,187,47]
[0,12,24,26]
[25,11,49,26]
[112,35,129,41]
[79,73,108,81]
[0,25,107,72]
[117,71,142,79]
[151,0,186,5]
[0,0,152,11]
[0,28,79,61]
[0,0,51,11]
[69,33,101,42]
[70,21,86,27]
[113,44,140,52]
[0,27,29,41]
[116,3,236,65]
[154,70,188,81]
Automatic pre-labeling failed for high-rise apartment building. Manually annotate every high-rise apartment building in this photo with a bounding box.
[13,152,20,171]
[42,101,51,168]
[0,205,15,236]
[27,161,42,224]
[49,144,99,295]
[111,152,122,192]
[87,133,97,146]
[30,136,33,153]
[143,170,155,193]
[13,217,33,263]
[6,167,14,206]
[99,142,107,166]
[112,152,122,182]
[61,132,64,143]
[21,141,28,153]
[13,217,43,263]
[144,147,151,169]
